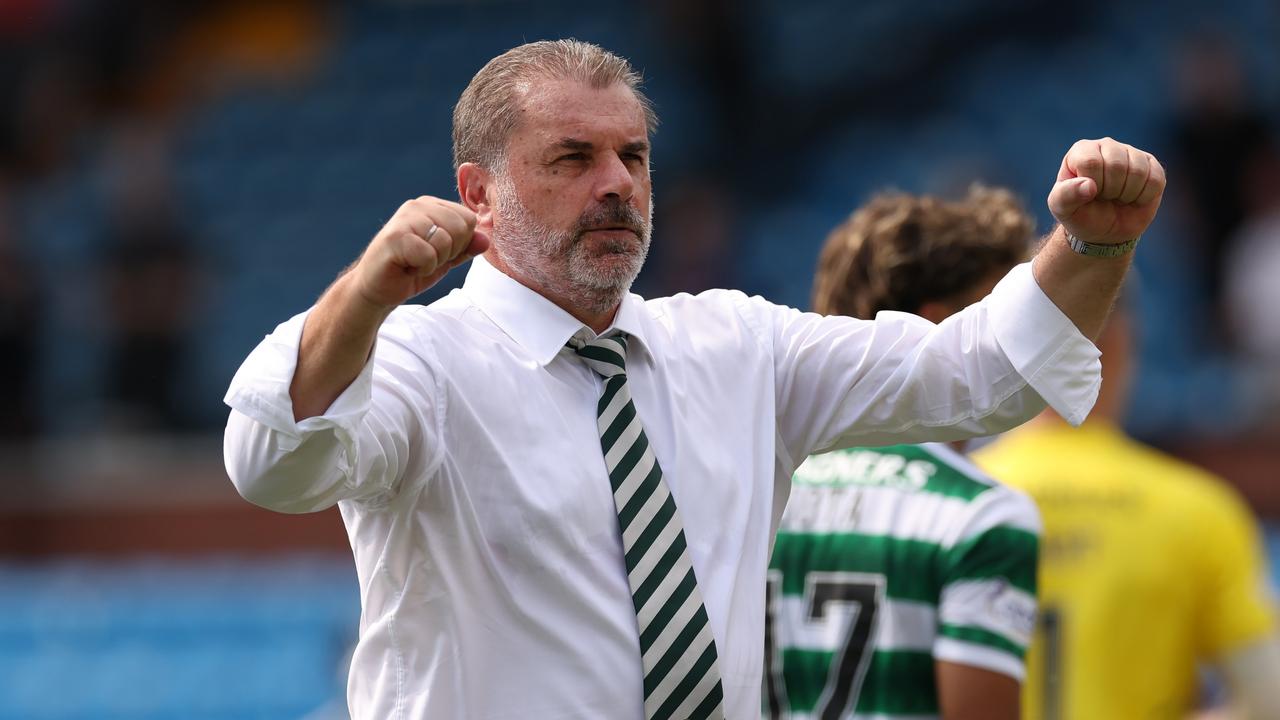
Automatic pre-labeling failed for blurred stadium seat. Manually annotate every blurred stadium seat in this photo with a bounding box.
[0,556,356,720]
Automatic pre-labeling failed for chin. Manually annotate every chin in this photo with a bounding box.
[570,260,641,295]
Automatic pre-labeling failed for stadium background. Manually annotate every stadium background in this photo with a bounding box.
[2,0,1278,717]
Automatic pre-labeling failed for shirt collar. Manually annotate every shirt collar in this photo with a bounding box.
[460,255,652,366]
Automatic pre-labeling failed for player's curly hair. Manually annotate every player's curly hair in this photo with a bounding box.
[811,185,1036,319]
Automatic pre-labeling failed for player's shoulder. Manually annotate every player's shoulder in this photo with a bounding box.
[1105,434,1251,516]
[796,444,1041,532]
[793,444,939,492]
[914,443,1043,539]
[915,443,1033,505]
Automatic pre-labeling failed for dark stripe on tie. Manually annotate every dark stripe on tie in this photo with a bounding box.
[652,640,720,719]
[643,610,707,696]
[601,400,638,453]
[608,433,651,491]
[688,678,725,719]
[617,462,665,531]
[577,344,627,369]
[596,375,627,415]
[637,564,695,648]
[625,493,677,570]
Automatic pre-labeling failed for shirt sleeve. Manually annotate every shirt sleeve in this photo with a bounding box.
[761,262,1101,462]
[934,488,1042,681]
[1194,482,1279,660]
[222,308,442,513]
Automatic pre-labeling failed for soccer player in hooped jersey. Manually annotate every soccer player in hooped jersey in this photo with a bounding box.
[766,187,1042,720]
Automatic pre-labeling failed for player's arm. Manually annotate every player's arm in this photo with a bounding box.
[935,485,1041,720]
[1194,480,1280,720]
[1032,138,1165,341]
[937,661,1020,720]
[1219,638,1280,720]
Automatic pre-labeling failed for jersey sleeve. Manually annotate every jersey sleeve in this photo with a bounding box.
[1194,481,1278,660]
[934,487,1042,680]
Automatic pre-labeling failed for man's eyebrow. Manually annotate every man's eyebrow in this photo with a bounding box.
[550,138,649,154]
[553,138,594,152]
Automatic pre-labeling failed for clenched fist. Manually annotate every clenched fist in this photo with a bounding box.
[1047,138,1166,246]
[352,196,491,308]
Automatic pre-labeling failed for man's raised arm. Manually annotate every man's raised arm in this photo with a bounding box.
[1031,138,1165,340]
[222,196,487,513]
[291,197,487,420]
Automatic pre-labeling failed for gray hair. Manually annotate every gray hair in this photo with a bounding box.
[451,39,658,171]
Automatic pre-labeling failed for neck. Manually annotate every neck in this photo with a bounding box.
[485,249,620,333]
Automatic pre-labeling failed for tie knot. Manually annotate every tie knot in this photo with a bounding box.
[569,333,629,378]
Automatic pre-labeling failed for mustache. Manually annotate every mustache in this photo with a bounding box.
[572,200,646,237]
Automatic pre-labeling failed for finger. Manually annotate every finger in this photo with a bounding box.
[1065,139,1105,187]
[436,198,478,229]
[1099,139,1129,201]
[394,202,468,267]
[420,224,457,272]
[1047,176,1098,219]
[393,199,439,239]
[393,228,443,273]
[467,228,491,256]
[1135,153,1166,207]
[426,204,473,262]
[1118,147,1150,204]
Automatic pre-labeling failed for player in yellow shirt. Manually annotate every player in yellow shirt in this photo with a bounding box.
[972,299,1280,720]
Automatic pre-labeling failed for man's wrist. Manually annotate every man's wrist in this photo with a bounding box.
[1065,232,1140,258]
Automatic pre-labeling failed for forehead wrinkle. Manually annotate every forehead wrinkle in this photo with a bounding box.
[519,80,646,133]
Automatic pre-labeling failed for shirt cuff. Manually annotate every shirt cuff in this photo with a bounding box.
[986,263,1101,426]
[223,309,378,455]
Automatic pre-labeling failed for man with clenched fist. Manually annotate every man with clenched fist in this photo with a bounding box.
[223,39,1164,720]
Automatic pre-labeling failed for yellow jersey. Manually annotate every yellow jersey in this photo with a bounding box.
[972,420,1276,720]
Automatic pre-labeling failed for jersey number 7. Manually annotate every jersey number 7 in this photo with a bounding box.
[765,571,886,719]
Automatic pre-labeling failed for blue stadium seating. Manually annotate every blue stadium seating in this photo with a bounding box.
[0,556,357,720]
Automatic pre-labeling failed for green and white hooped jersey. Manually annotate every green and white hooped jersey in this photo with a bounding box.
[765,443,1041,720]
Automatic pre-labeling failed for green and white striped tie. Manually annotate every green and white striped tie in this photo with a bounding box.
[571,333,726,720]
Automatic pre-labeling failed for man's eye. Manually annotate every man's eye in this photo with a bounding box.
[557,153,588,162]
[622,153,645,164]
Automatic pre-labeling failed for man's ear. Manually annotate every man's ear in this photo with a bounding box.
[458,162,493,230]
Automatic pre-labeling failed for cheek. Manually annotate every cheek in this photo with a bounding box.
[630,168,652,198]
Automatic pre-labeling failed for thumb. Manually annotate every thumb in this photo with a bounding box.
[467,229,491,257]
[442,231,492,272]
[1047,176,1098,220]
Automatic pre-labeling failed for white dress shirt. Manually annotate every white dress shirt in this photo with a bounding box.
[223,256,1099,720]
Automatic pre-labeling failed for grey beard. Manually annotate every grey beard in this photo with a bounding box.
[491,179,652,316]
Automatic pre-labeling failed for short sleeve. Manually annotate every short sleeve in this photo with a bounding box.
[935,488,1042,680]
[1195,483,1278,660]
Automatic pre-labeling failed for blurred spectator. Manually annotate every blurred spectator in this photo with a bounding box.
[0,179,42,438]
[1225,145,1280,423]
[96,128,206,433]
[1166,30,1276,346]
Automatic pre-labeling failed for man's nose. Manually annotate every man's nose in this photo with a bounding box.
[594,153,635,203]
